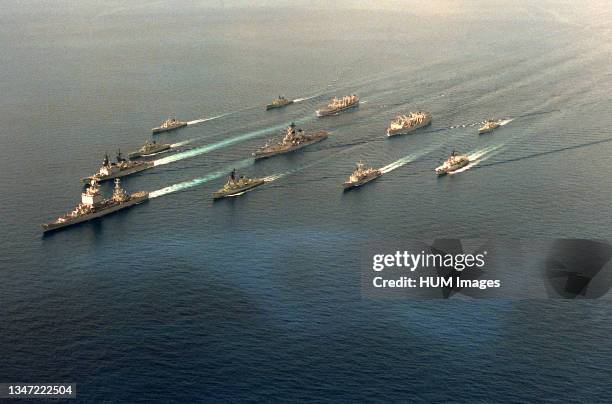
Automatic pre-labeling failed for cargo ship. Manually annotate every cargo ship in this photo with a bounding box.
[316,95,359,117]
[387,111,432,136]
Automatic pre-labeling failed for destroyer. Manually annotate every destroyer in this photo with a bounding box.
[82,151,153,183]
[213,169,265,199]
[478,120,501,134]
[266,95,293,110]
[343,162,382,190]
[152,118,187,134]
[42,178,148,233]
[316,94,359,117]
[387,111,432,136]
[435,150,470,176]
[128,140,172,159]
[252,122,328,160]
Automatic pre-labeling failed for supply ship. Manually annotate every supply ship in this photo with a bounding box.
[316,95,359,117]
[82,151,153,183]
[387,111,432,136]
[42,179,148,233]
[213,169,265,199]
[252,122,328,160]
[343,162,382,190]
[435,150,470,176]
[152,118,187,134]
[478,120,501,134]
[266,95,293,110]
[128,140,172,159]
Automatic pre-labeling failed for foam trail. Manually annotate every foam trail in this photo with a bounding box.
[293,94,319,103]
[170,139,192,148]
[154,116,312,167]
[187,112,233,125]
[149,159,253,199]
[499,118,513,126]
[380,145,438,174]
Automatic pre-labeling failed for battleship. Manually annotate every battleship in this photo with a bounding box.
[151,118,187,134]
[478,120,501,134]
[42,178,148,233]
[81,151,153,183]
[435,150,470,176]
[252,122,328,160]
[266,95,294,110]
[128,140,172,159]
[213,169,265,199]
[387,111,432,136]
[316,94,359,117]
[343,162,382,190]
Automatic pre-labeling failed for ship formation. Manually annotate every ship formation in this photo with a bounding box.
[253,122,328,160]
[42,179,148,233]
[42,86,508,233]
[316,94,359,117]
[343,162,382,190]
[387,111,432,136]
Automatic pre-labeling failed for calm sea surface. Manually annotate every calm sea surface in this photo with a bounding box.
[1,2,611,401]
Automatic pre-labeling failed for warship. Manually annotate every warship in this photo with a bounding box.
[81,151,153,183]
[387,111,432,136]
[213,169,266,199]
[435,150,470,176]
[42,178,148,233]
[128,140,172,159]
[266,95,294,110]
[316,94,359,117]
[151,118,187,134]
[252,122,328,160]
[343,162,382,190]
[478,120,501,134]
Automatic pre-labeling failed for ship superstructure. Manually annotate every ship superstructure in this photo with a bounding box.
[42,178,148,232]
[343,162,382,190]
[82,151,153,183]
[152,118,187,134]
[435,150,470,176]
[252,122,328,160]
[213,169,265,199]
[387,111,432,136]
[316,94,359,117]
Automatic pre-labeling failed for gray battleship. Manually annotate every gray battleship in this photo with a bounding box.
[343,162,382,190]
[128,140,172,159]
[213,169,266,199]
[151,118,187,134]
[316,94,359,117]
[252,122,328,160]
[42,178,148,233]
[81,151,153,183]
[478,120,501,134]
[266,95,294,110]
[435,150,470,176]
[387,111,432,136]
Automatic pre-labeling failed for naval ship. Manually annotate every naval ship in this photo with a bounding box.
[316,94,359,117]
[478,120,501,134]
[128,140,172,159]
[42,178,148,233]
[387,111,432,136]
[213,170,265,199]
[343,162,382,190]
[252,122,328,160]
[82,151,153,183]
[435,150,470,176]
[266,95,294,110]
[151,118,187,134]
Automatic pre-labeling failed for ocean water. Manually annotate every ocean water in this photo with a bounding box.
[1,1,611,401]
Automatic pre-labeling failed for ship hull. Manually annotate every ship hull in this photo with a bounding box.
[42,194,149,233]
[343,172,382,190]
[266,101,294,110]
[151,123,187,134]
[435,159,470,176]
[81,162,154,183]
[387,117,432,137]
[128,145,172,159]
[478,126,499,134]
[213,180,265,199]
[316,102,359,117]
[253,133,328,160]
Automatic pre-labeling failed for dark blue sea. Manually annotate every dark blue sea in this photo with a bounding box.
[1,2,611,402]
